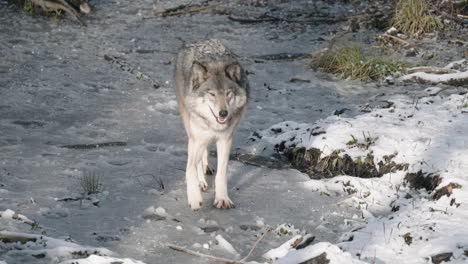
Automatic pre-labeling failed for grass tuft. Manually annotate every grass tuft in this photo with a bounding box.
[79,171,103,195]
[392,0,443,37]
[311,46,407,81]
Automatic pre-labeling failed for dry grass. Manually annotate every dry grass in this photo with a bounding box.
[311,46,407,81]
[79,171,103,195]
[392,0,443,37]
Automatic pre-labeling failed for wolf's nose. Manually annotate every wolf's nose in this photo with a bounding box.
[219,110,228,118]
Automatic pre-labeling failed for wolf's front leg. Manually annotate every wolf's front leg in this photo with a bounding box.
[214,136,234,209]
[186,139,206,210]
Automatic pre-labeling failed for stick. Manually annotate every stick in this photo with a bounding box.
[239,228,271,262]
[168,244,240,264]
[452,39,468,45]
[373,33,414,47]
[407,67,458,74]
[229,13,378,24]
[168,228,271,263]
[153,2,222,16]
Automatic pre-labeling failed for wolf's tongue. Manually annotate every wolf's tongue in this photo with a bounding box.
[218,117,226,123]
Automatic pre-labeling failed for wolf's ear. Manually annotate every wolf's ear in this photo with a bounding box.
[191,61,208,90]
[225,62,241,83]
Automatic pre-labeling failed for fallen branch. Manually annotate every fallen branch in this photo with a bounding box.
[239,228,271,263]
[153,2,224,17]
[442,11,468,24]
[1,209,37,227]
[373,33,415,47]
[250,53,311,61]
[104,54,161,89]
[451,39,468,45]
[30,0,86,26]
[400,71,468,86]
[0,233,37,244]
[229,13,379,24]
[60,141,127,149]
[168,228,271,264]
[407,67,458,74]
[168,245,239,264]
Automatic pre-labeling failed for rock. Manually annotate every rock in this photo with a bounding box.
[431,252,453,264]
[402,232,412,245]
[432,183,462,200]
[299,252,330,264]
[405,48,417,57]
[404,170,441,192]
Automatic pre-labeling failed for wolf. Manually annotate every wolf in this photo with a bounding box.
[173,39,249,210]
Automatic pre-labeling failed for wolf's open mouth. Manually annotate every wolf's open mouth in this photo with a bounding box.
[217,117,227,124]
[209,107,228,124]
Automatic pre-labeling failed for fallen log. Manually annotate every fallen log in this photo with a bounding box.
[400,71,468,86]
[60,141,127,149]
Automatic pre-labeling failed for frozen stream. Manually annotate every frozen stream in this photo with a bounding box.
[0,1,436,263]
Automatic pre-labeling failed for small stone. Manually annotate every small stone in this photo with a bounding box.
[431,252,452,264]
[405,48,417,57]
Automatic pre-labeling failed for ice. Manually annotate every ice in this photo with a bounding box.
[215,234,239,256]
[1,0,467,263]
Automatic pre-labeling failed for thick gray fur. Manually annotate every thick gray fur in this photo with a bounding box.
[173,39,249,210]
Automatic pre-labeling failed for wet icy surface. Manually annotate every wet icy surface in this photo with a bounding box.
[0,1,441,263]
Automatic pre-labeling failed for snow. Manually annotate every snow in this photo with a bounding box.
[253,91,468,263]
[400,60,468,85]
[215,234,240,256]
[263,235,303,261]
[59,255,146,264]
[0,231,116,264]
[273,242,366,264]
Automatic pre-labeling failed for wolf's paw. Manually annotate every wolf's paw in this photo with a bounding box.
[199,180,209,192]
[188,188,203,211]
[189,198,202,211]
[214,197,235,209]
[205,166,215,175]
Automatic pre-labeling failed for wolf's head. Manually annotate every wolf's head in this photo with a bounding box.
[188,60,248,129]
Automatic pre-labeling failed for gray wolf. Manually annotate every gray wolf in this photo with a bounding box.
[173,39,249,210]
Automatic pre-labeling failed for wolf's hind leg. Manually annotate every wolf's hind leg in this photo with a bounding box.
[202,149,215,175]
[197,161,208,191]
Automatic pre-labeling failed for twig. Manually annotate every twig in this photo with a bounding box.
[153,2,223,16]
[429,87,450,96]
[373,33,415,47]
[168,228,271,263]
[168,244,240,264]
[407,67,458,74]
[451,39,468,45]
[239,228,271,262]
[229,13,378,24]
[442,12,468,24]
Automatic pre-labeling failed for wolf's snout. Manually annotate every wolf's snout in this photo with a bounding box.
[219,110,228,118]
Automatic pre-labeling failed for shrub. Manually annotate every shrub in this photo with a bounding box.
[392,0,443,37]
[311,46,407,81]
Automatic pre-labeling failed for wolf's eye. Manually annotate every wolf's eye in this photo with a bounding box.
[208,92,215,97]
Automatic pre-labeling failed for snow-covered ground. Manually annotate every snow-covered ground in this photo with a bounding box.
[252,89,468,263]
[1,0,467,263]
